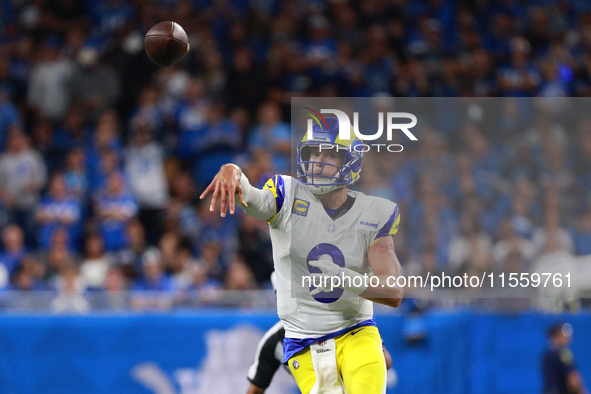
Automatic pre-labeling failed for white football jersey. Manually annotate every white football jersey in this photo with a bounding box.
[263,175,400,339]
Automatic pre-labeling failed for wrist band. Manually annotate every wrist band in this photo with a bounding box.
[340,267,368,296]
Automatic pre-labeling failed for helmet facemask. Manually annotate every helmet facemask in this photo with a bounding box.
[297,143,363,194]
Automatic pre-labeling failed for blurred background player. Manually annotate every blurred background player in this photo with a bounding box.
[201,117,403,394]
[542,322,589,394]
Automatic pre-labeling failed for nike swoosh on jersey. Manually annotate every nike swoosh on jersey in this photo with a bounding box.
[350,328,366,336]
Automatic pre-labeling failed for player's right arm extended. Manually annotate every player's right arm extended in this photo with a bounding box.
[200,164,275,221]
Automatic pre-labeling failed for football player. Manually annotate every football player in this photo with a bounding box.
[201,117,403,394]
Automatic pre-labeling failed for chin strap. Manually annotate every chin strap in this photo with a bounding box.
[308,184,342,194]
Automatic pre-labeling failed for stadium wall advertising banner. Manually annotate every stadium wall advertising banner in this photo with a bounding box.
[0,311,591,394]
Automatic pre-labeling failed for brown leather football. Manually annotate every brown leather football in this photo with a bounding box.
[144,21,190,67]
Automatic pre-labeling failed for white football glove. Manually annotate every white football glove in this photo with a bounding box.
[308,257,368,296]
[309,257,342,276]
[309,257,343,296]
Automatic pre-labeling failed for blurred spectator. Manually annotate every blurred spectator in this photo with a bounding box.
[187,261,221,292]
[0,224,26,275]
[463,128,499,203]
[0,56,24,106]
[193,102,242,188]
[27,37,73,120]
[44,241,75,285]
[405,248,439,280]
[100,265,128,309]
[170,246,199,290]
[359,158,395,201]
[0,88,22,152]
[224,256,256,291]
[524,114,569,160]
[80,233,112,290]
[509,196,536,239]
[503,250,527,277]
[155,66,190,115]
[94,172,137,251]
[497,37,541,96]
[103,265,127,293]
[239,213,273,287]
[175,78,210,159]
[86,0,135,38]
[87,109,122,191]
[69,46,121,122]
[35,174,82,251]
[573,211,591,256]
[531,232,575,287]
[503,143,539,183]
[63,148,88,201]
[197,241,225,283]
[407,181,458,267]
[51,265,90,314]
[42,0,86,33]
[166,171,198,238]
[117,219,147,278]
[128,85,164,139]
[539,57,572,98]
[31,117,59,172]
[158,232,179,274]
[132,248,173,292]
[92,109,122,154]
[448,213,493,274]
[194,203,238,262]
[0,129,47,240]
[248,102,291,174]
[9,257,48,291]
[540,143,574,192]
[225,47,266,113]
[91,147,122,194]
[492,218,536,269]
[125,119,169,245]
[532,210,575,256]
[574,121,591,193]
[52,106,89,154]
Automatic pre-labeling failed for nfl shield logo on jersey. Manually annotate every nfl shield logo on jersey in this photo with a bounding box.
[318,340,327,346]
[292,359,300,369]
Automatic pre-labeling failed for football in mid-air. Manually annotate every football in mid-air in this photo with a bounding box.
[144,21,190,67]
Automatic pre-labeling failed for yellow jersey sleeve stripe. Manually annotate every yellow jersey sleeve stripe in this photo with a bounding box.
[262,175,285,224]
[371,205,400,245]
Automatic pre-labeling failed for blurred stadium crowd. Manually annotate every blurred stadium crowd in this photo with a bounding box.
[0,0,591,311]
